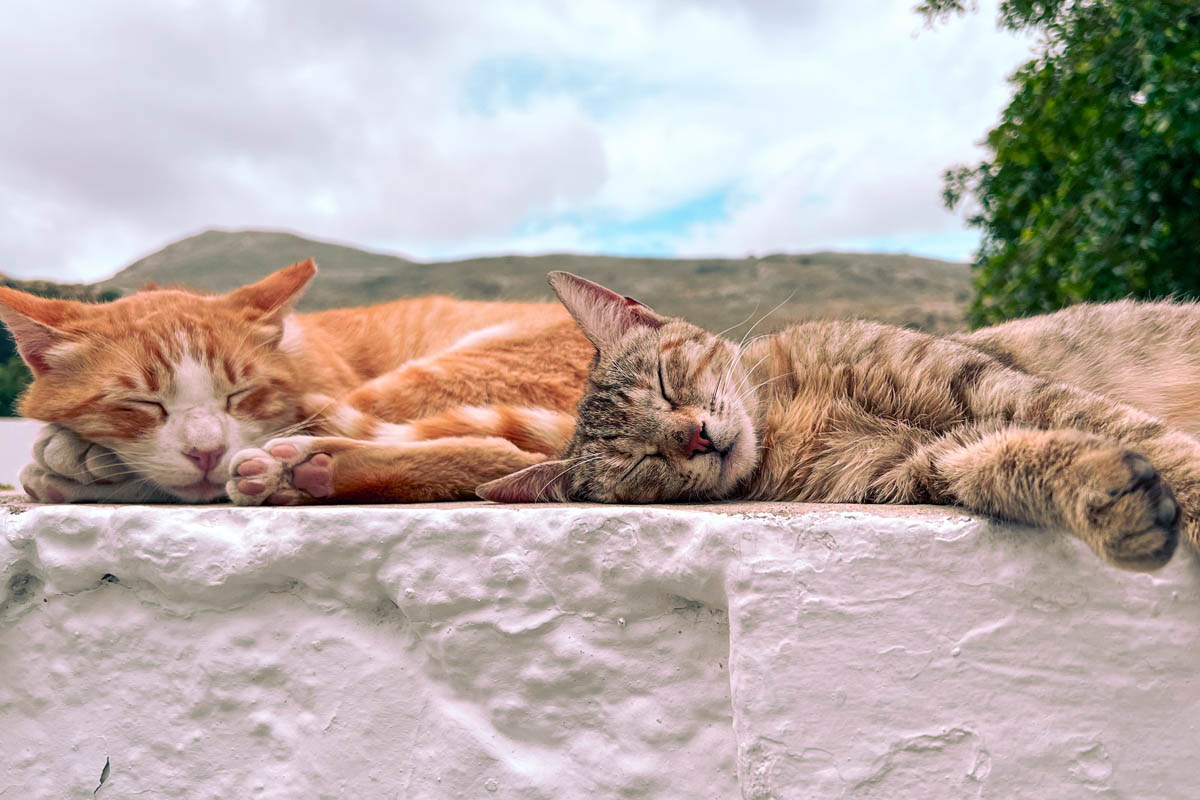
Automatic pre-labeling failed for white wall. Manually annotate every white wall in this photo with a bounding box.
[2,503,1197,798]
[0,418,41,488]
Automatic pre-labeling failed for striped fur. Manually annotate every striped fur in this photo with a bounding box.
[482,273,1200,572]
[4,260,592,504]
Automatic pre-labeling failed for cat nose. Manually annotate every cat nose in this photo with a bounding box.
[183,446,226,476]
[684,423,716,458]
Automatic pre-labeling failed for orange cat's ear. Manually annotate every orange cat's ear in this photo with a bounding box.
[0,288,84,375]
[476,460,575,503]
[224,259,317,325]
[547,271,665,351]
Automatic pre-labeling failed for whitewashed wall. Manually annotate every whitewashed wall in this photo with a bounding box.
[0,418,41,487]
[2,502,1197,798]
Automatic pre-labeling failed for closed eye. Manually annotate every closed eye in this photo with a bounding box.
[128,399,167,418]
[226,387,254,412]
[658,360,675,406]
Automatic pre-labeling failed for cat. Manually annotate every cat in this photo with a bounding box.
[2,259,592,504]
[479,272,1200,572]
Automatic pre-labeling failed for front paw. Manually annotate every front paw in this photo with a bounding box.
[20,462,174,504]
[227,437,335,506]
[1076,450,1179,571]
[21,462,96,504]
[33,424,130,485]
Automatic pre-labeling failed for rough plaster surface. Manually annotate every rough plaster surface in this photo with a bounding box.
[1,500,1197,799]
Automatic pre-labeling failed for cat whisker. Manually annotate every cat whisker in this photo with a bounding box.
[260,397,345,442]
[535,455,602,501]
[86,467,154,481]
[87,475,156,502]
[714,340,751,407]
[729,353,772,399]
[715,328,777,408]
[717,315,763,398]
[736,290,796,354]
[714,303,762,340]
[709,303,775,406]
[741,372,798,399]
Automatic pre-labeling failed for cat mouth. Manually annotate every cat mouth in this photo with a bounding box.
[715,433,753,486]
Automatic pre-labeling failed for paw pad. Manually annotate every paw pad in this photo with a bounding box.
[226,437,335,506]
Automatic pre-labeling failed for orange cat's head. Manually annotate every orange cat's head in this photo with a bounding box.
[0,260,317,501]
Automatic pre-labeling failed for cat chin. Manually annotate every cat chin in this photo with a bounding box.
[162,481,227,503]
[713,422,758,495]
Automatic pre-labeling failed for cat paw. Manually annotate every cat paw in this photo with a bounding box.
[20,462,172,504]
[1077,450,1179,570]
[227,437,335,506]
[20,462,88,503]
[33,424,130,485]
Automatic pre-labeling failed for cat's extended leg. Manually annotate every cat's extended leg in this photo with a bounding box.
[914,426,1179,571]
[19,462,175,503]
[299,395,575,457]
[340,321,591,423]
[226,435,547,505]
[912,339,1200,556]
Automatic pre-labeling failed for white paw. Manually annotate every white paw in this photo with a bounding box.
[33,424,130,485]
[20,462,171,504]
[227,436,334,506]
[20,462,89,503]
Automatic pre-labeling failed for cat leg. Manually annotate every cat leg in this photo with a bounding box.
[340,324,589,423]
[226,435,547,505]
[19,462,174,503]
[298,394,574,457]
[18,424,172,503]
[918,426,1179,571]
[941,358,1200,557]
[30,423,131,485]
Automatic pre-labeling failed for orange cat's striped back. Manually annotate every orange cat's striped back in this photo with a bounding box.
[2,259,594,504]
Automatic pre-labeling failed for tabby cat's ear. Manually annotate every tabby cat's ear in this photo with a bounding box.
[476,459,575,503]
[0,288,83,375]
[547,271,665,351]
[225,259,317,325]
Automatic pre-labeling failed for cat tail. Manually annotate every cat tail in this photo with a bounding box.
[300,393,575,456]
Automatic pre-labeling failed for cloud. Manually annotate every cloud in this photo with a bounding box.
[0,0,1031,280]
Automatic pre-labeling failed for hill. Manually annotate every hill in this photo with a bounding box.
[98,229,971,334]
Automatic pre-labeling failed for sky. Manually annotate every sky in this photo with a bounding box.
[0,0,1034,282]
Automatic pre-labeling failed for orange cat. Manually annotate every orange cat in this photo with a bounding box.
[2,260,590,503]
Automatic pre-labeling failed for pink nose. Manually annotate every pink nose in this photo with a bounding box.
[184,447,226,476]
[685,423,716,458]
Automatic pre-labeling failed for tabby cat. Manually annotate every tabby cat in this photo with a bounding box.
[3,260,591,504]
[480,272,1200,572]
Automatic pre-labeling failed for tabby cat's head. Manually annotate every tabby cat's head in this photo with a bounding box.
[479,271,760,503]
[0,260,317,501]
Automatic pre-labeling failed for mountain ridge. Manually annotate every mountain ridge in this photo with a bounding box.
[93,229,972,334]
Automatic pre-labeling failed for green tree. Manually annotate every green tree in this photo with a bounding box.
[920,0,1200,326]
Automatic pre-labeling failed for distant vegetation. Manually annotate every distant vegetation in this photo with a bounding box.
[99,229,972,334]
[0,229,971,415]
[922,0,1200,325]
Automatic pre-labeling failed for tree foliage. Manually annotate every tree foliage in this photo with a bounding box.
[921,0,1200,326]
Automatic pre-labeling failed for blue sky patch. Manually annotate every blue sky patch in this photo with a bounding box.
[518,188,732,256]
[462,55,655,118]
